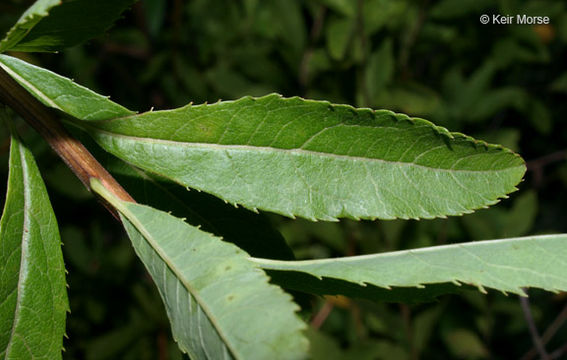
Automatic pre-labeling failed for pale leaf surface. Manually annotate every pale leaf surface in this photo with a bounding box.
[92,180,308,360]
[252,234,567,296]
[84,94,525,220]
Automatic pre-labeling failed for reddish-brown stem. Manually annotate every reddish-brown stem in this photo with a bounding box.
[310,300,334,330]
[521,301,567,360]
[520,293,550,360]
[0,62,135,216]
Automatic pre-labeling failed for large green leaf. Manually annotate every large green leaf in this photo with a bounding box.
[0,0,137,53]
[91,179,307,360]
[0,118,68,359]
[0,55,525,221]
[81,94,525,221]
[251,234,567,297]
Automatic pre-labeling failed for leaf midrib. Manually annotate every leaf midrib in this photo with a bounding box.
[0,60,60,109]
[85,125,523,174]
[250,234,567,294]
[5,143,31,358]
[250,234,564,265]
[91,180,239,359]
[123,212,238,358]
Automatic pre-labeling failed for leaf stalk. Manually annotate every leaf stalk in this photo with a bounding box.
[0,63,135,216]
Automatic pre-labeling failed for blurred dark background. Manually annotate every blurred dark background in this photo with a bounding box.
[1,0,567,359]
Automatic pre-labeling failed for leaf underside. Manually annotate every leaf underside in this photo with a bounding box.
[0,0,137,53]
[0,124,68,359]
[0,55,526,221]
[92,180,307,360]
[252,234,567,298]
[84,94,525,221]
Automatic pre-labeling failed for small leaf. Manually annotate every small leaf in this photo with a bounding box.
[0,115,68,359]
[0,0,60,52]
[0,0,137,53]
[0,55,134,121]
[251,234,567,297]
[316,0,356,18]
[444,329,488,359]
[91,180,308,360]
[326,17,354,61]
[306,328,343,360]
[366,39,394,101]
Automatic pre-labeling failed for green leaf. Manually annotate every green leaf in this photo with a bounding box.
[0,0,137,53]
[0,116,68,359]
[306,328,343,360]
[0,56,525,221]
[0,55,134,120]
[80,94,525,221]
[251,234,567,297]
[0,0,60,52]
[314,0,356,17]
[326,17,354,61]
[91,179,308,360]
[366,39,394,100]
[443,329,488,359]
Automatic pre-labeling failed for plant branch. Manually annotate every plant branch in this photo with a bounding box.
[310,300,334,330]
[520,293,550,360]
[521,301,567,360]
[526,149,567,187]
[0,63,135,217]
